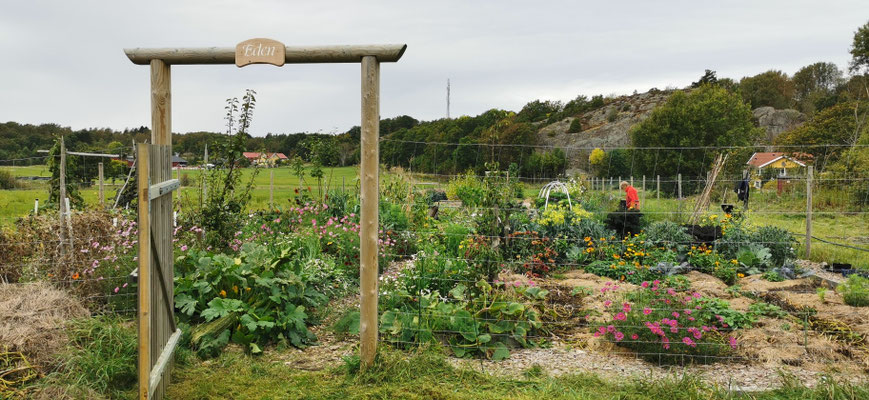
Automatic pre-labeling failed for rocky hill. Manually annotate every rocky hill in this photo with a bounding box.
[536,90,805,173]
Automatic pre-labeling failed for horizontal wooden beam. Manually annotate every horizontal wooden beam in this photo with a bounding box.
[124,44,407,65]
[148,179,180,201]
[148,329,182,396]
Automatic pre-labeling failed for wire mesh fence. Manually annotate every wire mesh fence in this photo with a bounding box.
[2,141,868,391]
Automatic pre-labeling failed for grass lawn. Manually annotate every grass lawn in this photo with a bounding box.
[164,346,868,400]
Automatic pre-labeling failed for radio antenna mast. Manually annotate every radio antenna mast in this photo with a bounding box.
[446,78,450,119]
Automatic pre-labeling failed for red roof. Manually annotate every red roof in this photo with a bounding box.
[272,153,288,159]
[243,152,261,159]
[746,152,812,168]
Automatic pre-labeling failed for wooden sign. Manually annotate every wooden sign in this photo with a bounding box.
[235,38,285,67]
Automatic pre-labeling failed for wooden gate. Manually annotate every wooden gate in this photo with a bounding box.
[137,143,182,399]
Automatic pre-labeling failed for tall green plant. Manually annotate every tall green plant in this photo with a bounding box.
[197,90,261,249]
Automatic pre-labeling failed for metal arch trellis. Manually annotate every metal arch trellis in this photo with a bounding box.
[538,180,572,210]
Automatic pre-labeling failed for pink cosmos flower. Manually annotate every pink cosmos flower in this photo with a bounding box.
[623,303,631,312]
[614,331,625,341]
[615,312,626,321]
[631,334,639,340]
[180,245,188,251]
[604,300,612,307]
[682,337,696,347]
[643,307,652,315]
[641,281,649,288]
[729,337,738,349]
[606,325,615,333]
[114,287,120,293]
[672,312,680,318]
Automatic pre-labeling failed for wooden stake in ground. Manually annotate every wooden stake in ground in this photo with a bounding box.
[269,169,274,209]
[98,162,105,207]
[657,175,660,200]
[359,55,380,368]
[806,166,813,258]
[58,136,67,260]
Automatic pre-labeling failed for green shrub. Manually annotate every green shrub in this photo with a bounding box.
[567,118,583,133]
[644,221,692,248]
[0,169,20,189]
[837,275,869,307]
[174,242,343,356]
[446,172,485,206]
[605,107,619,122]
[751,226,796,266]
[380,281,547,360]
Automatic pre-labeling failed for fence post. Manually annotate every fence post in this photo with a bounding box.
[657,175,660,200]
[137,144,151,400]
[630,176,633,187]
[359,55,380,368]
[677,173,683,222]
[642,175,646,206]
[98,162,105,208]
[59,136,67,259]
[805,166,813,259]
[34,199,39,216]
[270,169,275,209]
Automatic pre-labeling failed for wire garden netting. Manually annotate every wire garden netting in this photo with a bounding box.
[372,140,869,385]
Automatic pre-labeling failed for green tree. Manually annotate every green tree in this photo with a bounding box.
[691,69,718,88]
[630,85,763,194]
[792,62,843,114]
[850,20,869,74]
[775,101,869,162]
[739,70,795,109]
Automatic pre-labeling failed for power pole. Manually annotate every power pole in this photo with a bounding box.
[446,78,450,119]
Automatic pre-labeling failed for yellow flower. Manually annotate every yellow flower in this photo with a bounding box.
[219,290,227,298]
[737,273,745,278]
[232,285,239,294]
[245,287,251,292]
[613,255,620,259]
[731,259,738,264]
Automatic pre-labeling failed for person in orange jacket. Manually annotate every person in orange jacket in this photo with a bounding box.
[620,181,639,210]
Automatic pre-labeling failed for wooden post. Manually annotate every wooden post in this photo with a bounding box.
[149,58,172,399]
[656,175,660,200]
[202,144,208,206]
[137,144,151,400]
[805,166,813,258]
[630,176,633,187]
[34,199,39,216]
[269,169,275,209]
[359,55,380,368]
[642,175,646,206]
[58,136,67,259]
[609,177,613,190]
[98,162,105,207]
[677,173,683,222]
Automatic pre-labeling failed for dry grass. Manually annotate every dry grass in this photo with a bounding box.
[0,282,88,369]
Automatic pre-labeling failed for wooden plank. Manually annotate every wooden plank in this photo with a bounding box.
[125,44,407,65]
[151,60,171,146]
[137,144,151,400]
[149,179,180,200]
[148,329,182,396]
[359,55,380,368]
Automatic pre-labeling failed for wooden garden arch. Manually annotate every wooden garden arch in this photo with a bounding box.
[125,40,406,399]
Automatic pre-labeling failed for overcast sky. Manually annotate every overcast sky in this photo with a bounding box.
[1,1,867,136]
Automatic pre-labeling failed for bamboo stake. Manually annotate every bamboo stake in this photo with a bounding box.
[359,55,380,368]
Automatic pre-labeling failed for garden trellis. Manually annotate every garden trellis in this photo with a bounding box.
[122,39,406,399]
